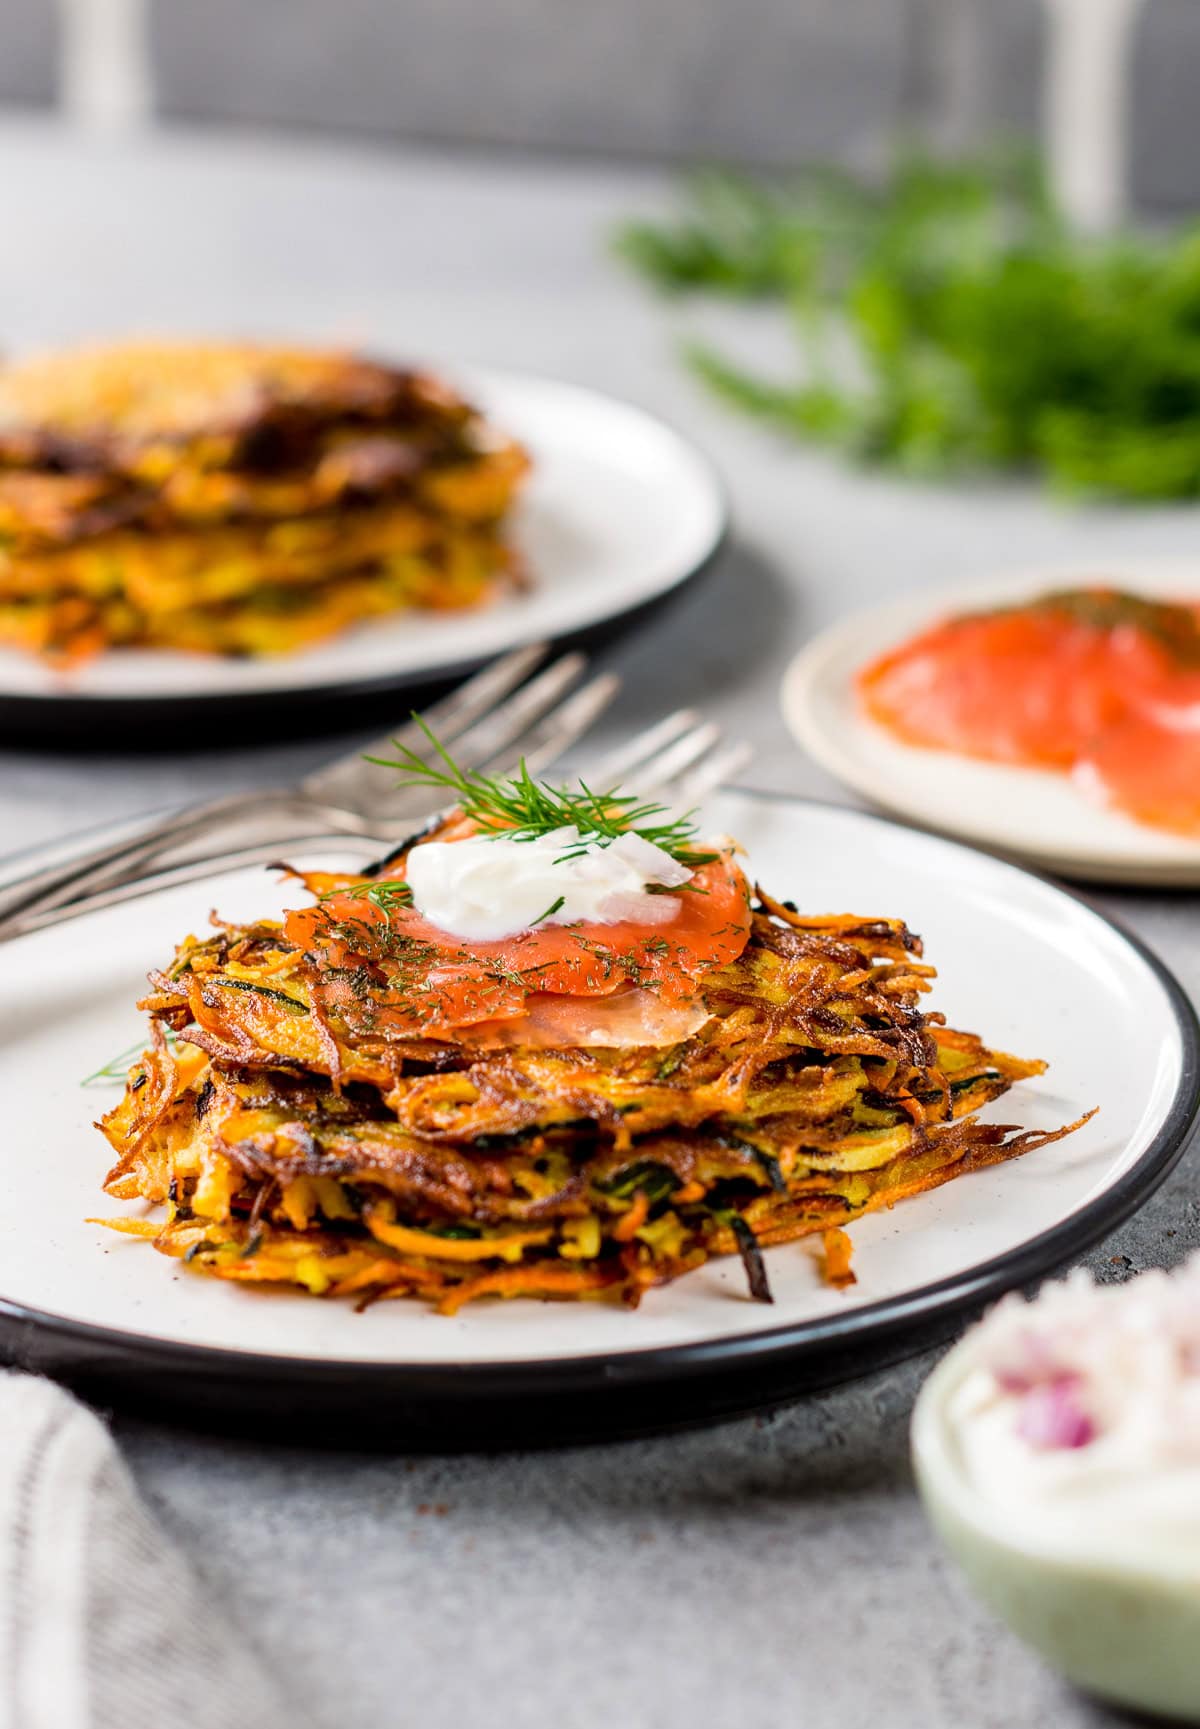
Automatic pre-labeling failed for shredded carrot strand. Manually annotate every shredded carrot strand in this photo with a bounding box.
[436,1263,623,1316]
[821,1227,856,1288]
[612,1191,650,1242]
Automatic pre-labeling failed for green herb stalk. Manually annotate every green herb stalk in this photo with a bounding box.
[617,148,1200,499]
[368,717,717,868]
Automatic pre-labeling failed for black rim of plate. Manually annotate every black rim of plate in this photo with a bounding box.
[0,377,731,738]
[1,794,1197,1422]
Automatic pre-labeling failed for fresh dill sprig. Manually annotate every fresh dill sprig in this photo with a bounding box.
[319,879,413,912]
[367,716,718,868]
[81,1028,176,1087]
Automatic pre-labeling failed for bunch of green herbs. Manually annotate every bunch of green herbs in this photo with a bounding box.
[617,149,1200,498]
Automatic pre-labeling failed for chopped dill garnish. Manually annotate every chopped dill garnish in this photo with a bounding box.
[319,879,413,913]
[530,895,566,926]
[368,716,717,869]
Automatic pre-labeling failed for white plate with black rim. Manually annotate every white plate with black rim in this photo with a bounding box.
[0,369,727,742]
[782,560,1200,887]
[0,790,1195,1445]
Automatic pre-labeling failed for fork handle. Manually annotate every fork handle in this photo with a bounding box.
[0,827,388,943]
[0,789,298,928]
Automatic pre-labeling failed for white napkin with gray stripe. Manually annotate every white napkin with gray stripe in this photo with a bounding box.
[0,1374,305,1729]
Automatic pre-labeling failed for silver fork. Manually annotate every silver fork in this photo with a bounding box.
[0,644,615,930]
[1,716,751,941]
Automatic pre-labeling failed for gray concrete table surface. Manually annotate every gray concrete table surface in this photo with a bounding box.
[0,118,1196,1729]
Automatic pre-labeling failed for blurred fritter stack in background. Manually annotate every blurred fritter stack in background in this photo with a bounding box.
[0,342,528,663]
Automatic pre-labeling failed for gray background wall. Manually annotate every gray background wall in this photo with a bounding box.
[0,0,1196,210]
[0,0,56,105]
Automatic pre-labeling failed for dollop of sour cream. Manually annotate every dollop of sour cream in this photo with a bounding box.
[944,1257,1200,1572]
[404,824,694,942]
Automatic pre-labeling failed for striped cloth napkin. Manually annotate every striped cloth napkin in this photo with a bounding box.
[0,1373,306,1729]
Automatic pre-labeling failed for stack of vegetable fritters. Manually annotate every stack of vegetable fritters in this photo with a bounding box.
[0,342,527,661]
[99,875,1075,1312]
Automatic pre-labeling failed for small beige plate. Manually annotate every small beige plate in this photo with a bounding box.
[781,559,1200,886]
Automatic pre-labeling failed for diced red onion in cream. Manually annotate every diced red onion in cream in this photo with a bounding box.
[941,1255,1200,1569]
[1014,1378,1096,1450]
